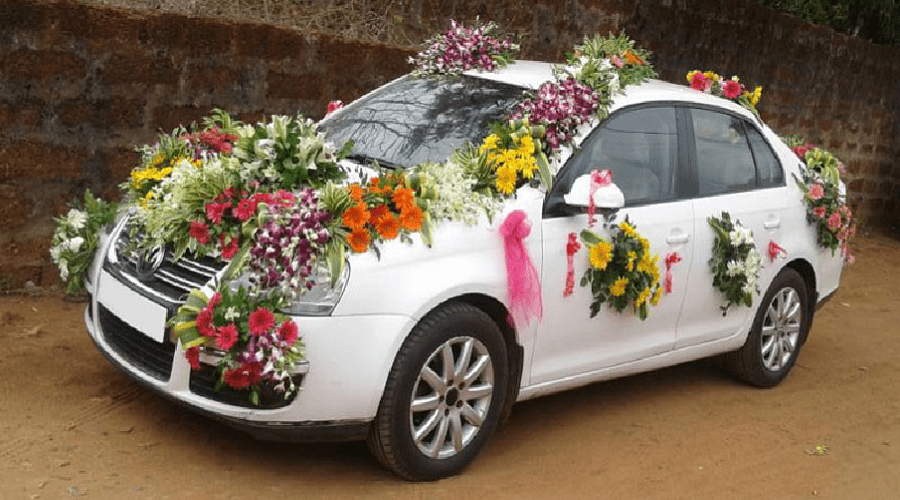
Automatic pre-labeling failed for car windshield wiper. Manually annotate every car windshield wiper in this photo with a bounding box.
[343,153,402,170]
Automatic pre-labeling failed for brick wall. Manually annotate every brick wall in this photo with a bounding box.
[1,0,898,287]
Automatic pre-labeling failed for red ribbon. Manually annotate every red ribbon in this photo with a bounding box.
[664,251,682,294]
[499,210,543,327]
[768,240,787,262]
[564,233,581,297]
[587,169,613,227]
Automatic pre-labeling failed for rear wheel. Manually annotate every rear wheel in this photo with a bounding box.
[367,301,508,480]
[726,268,810,387]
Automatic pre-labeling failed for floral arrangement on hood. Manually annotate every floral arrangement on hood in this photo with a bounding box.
[685,70,762,115]
[409,19,519,76]
[51,24,663,401]
[708,212,762,313]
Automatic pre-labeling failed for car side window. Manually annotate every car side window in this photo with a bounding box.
[691,108,756,196]
[745,125,784,187]
[548,106,678,213]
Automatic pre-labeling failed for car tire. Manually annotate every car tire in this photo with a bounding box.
[725,267,810,388]
[367,301,509,481]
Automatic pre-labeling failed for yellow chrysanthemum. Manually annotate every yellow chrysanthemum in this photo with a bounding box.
[149,152,164,167]
[650,287,663,306]
[703,71,720,82]
[520,156,537,179]
[619,221,637,238]
[752,86,762,106]
[518,135,535,156]
[610,276,629,297]
[626,250,637,272]
[479,134,500,155]
[640,237,650,252]
[589,241,613,270]
[635,287,652,307]
[686,70,700,84]
[495,165,517,194]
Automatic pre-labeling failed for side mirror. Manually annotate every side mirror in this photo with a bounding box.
[563,173,625,210]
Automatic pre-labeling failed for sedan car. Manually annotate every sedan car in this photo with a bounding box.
[84,61,843,480]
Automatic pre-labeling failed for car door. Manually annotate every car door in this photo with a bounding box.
[676,106,790,348]
[531,105,695,384]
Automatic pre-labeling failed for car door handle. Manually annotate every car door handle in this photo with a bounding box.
[666,233,691,244]
[763,218,781,229]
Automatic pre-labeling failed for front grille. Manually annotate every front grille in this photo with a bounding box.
[98,304,176,381]
[104,224,224,308]
[189,364,302,409]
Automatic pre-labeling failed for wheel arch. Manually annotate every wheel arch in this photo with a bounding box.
[455,293,523,423]
[785,257,817,328]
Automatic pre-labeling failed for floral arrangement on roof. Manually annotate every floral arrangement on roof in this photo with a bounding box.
[409,19,519,76]
[708,212,762,313]
[685,70,762,116]
[788,139,855,262]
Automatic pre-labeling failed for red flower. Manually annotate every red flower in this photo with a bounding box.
[233,198,258,221]
[185,347,200,370]
[207,292,222,310]
[827,212,842,231]
[690,72,710,91]
[326,100,344,115]
[189,220,210,244]
[722,79,742,99]
[278,320,299,346]
[248,307,275,335]
[223,361,263,389]
[215,323,238,350]
[196,307,215,337]
[220,235,239,260]
[205,202,229,225]
[813,206,827,218]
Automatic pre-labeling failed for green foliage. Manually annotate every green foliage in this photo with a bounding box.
[759,0,899,45]
[50,190,119,295]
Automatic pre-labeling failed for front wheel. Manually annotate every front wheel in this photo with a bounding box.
[725,267,810,388]
[367,301,509,481]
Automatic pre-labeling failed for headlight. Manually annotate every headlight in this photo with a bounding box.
[280,263,350,316]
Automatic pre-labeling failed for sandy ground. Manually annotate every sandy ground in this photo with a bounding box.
[2,233,899,500]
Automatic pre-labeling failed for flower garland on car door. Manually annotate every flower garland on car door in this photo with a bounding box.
[707,212,762,314]
[579,213,663,320]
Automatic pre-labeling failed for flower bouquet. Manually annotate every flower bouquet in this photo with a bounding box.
[409,19,519,76]
[579,216,663,320]
[791,145,855,260]
[49,190,119,295]
[707,212,762,313]
[685,70,762,115]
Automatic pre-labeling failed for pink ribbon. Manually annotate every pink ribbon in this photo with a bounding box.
[664,251,682,294]
[564,232,581,297]
[499,210,543,327]
[587,169,613,227]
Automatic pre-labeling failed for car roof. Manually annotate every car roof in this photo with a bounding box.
[466,60,757,121]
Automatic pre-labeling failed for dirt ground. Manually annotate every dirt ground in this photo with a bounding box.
[2,233,899,500]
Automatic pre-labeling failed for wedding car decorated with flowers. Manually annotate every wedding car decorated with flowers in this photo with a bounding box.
[55,22,848,480]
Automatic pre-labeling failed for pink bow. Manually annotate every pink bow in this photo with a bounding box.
[588,169,613,227]
[768,240,786,262]
[499,210,543,327]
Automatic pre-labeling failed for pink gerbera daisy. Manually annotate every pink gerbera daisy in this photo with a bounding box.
[722,79,742,99]
[215,323,238,350]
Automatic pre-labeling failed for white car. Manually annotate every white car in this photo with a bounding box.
[84,61,843,480]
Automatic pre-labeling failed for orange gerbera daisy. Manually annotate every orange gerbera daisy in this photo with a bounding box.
[624,50,644,65]
[399,204,423,231]
[374,212,400,240]
[368,177,383,194]
[392,187,415,210]
[341,202,371,230]
[346,228,371,253]
[348,183,365,202]
[369,204,390,224]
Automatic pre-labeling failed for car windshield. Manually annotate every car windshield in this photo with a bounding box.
[320,75,525,169]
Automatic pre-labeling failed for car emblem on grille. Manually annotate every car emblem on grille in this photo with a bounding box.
[133,245,167,281]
